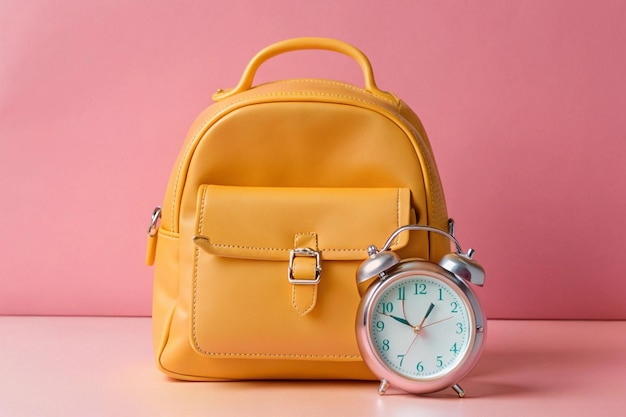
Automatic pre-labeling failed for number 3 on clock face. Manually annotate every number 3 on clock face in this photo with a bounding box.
[370,275,475,380]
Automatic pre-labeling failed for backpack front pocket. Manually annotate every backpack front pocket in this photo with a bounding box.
[191,185,412,360]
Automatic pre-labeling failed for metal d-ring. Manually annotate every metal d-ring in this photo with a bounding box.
[147,206,162,237]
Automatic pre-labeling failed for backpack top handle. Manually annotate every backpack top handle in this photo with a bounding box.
[213,37,396,102]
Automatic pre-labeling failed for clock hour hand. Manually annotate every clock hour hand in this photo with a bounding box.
[381,298,413,327]
[388,314,411,326]
[380,311,412,327]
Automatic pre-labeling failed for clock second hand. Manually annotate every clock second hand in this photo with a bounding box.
[421,315,454,329]
[402,298,414,326]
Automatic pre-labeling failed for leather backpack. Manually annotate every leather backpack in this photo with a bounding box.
[146,37,451,380]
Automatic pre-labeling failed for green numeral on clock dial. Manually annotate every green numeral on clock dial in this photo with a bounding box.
[397,354,405,367]
[379,302,393,314]
[414,283,427,295]
[398,286,406,301]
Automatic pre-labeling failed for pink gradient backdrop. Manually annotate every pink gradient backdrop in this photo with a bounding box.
[1,1,625,319]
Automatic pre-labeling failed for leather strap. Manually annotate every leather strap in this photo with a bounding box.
[291,233,320,315]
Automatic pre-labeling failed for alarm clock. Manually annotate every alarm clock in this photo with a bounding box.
[355,223,486,397]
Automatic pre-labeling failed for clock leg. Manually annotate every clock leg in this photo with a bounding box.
[378,379,390,395]
[451,384,465,398]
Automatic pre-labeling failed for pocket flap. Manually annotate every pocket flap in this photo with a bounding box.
[193,185,411,260]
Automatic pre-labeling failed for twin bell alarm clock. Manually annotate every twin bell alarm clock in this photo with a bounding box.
[355,223,486,397]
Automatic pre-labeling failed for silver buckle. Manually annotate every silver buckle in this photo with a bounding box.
[288,248,321,284]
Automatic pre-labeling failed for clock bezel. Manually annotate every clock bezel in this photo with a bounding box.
[356,259,486,395]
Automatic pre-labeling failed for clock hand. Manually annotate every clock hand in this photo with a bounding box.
[402,303,436,359]
[380,297,414,327]
[414,303,435,334]
[421,315,454,329]
[403,334,420,360]
[390,315,411,326]
[402,298,414,326]
[381,312,411,327]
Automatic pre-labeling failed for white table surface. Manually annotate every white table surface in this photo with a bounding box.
[1,316,624,417]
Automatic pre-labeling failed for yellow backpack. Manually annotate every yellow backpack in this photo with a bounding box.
[146,37,450,380]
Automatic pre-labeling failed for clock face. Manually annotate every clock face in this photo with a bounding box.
[368,274,475,380]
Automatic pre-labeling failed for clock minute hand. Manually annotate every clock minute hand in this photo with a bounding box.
[414,303,435,334]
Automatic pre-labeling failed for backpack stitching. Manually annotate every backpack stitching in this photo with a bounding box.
[171,90,400,231]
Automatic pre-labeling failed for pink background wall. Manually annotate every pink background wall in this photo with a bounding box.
[1,0,625,319]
